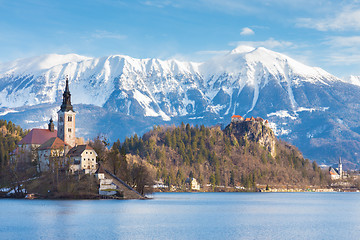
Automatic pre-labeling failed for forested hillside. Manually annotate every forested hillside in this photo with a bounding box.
[118,121,329,190]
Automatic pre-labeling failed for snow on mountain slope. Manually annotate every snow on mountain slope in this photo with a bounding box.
[2,46,360,167]
[344,75,360,86]
[0,54,202,117]
[0,46,341,117]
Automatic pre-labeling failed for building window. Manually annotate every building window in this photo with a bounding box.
[60,117,63,122]
[68,128,72,133]
[92,165,94,167]
[90,152,92,154]
[86,152,88,154]
[92,159,94,161]
[68,116,72,122]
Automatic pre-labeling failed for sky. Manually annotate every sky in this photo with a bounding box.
[0,0,360,77]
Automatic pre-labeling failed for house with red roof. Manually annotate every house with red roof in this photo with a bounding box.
[18,119,57,149]
[38,137,69,172]
[12,119,57,164]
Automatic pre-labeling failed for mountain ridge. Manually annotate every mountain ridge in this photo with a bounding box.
[1,46,360,168]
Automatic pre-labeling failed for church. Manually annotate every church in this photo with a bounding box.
[14,78,98,174]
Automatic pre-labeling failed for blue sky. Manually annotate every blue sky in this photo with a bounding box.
[1,0,360,77]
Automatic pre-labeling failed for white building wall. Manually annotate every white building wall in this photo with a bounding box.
[80,150,97,173]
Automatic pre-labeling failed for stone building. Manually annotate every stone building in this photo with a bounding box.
[38,137,69,172]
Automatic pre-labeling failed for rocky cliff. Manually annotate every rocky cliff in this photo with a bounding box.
[225,119,277,158]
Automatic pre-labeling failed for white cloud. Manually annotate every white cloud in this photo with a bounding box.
[324,54,360,65]
[324,36,360,48]
[195,50,229,55]
[230,38,294,50]
[240,27,254,36]
[321,36,360,65]
[142,0,180,8]
[91,30,127,40]
[297,7,360,31]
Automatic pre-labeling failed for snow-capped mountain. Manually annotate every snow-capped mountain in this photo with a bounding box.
[344,75,360,86]
[1,46,360,168]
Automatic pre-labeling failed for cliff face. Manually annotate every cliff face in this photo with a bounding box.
[225,120,277,157]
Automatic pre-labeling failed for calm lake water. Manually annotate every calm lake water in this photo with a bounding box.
[1,192,360,240]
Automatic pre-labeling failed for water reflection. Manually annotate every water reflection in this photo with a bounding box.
[1,193,360,240]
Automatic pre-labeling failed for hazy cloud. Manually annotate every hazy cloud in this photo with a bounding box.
[142,0,180,8]
[91,30,127,40]
[240,27,254,36]
[325,36,360,48]
[195,50,229,55]
[322,36,360,65]
[297,7,360,31]
[324,54,360,65]
[230,38,294,50]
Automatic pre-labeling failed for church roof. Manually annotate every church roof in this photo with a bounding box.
[231,115,243,118]
[67,145,96,157]
[329,167,340,176]
[18,129,58,145]
[38,137,68,150]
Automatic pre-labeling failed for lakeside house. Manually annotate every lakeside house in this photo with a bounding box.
[185,177,201,191]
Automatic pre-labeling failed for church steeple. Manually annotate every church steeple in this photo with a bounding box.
[57,77,76,147]
[339,157,343,178]
[60,77,73,112]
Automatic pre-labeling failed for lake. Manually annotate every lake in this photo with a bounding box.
[1,192,360,239]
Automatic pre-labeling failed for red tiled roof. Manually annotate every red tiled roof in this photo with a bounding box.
[245,118,251,121]
[38,137,68,150]
[231,115,243,118]
[18,129,58,145]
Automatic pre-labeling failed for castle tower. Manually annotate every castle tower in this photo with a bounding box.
[57,77,76,147]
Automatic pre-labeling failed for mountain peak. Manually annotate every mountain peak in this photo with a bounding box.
[230,45,256,55]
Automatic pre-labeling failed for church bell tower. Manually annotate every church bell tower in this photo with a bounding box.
[57,77,76,147]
